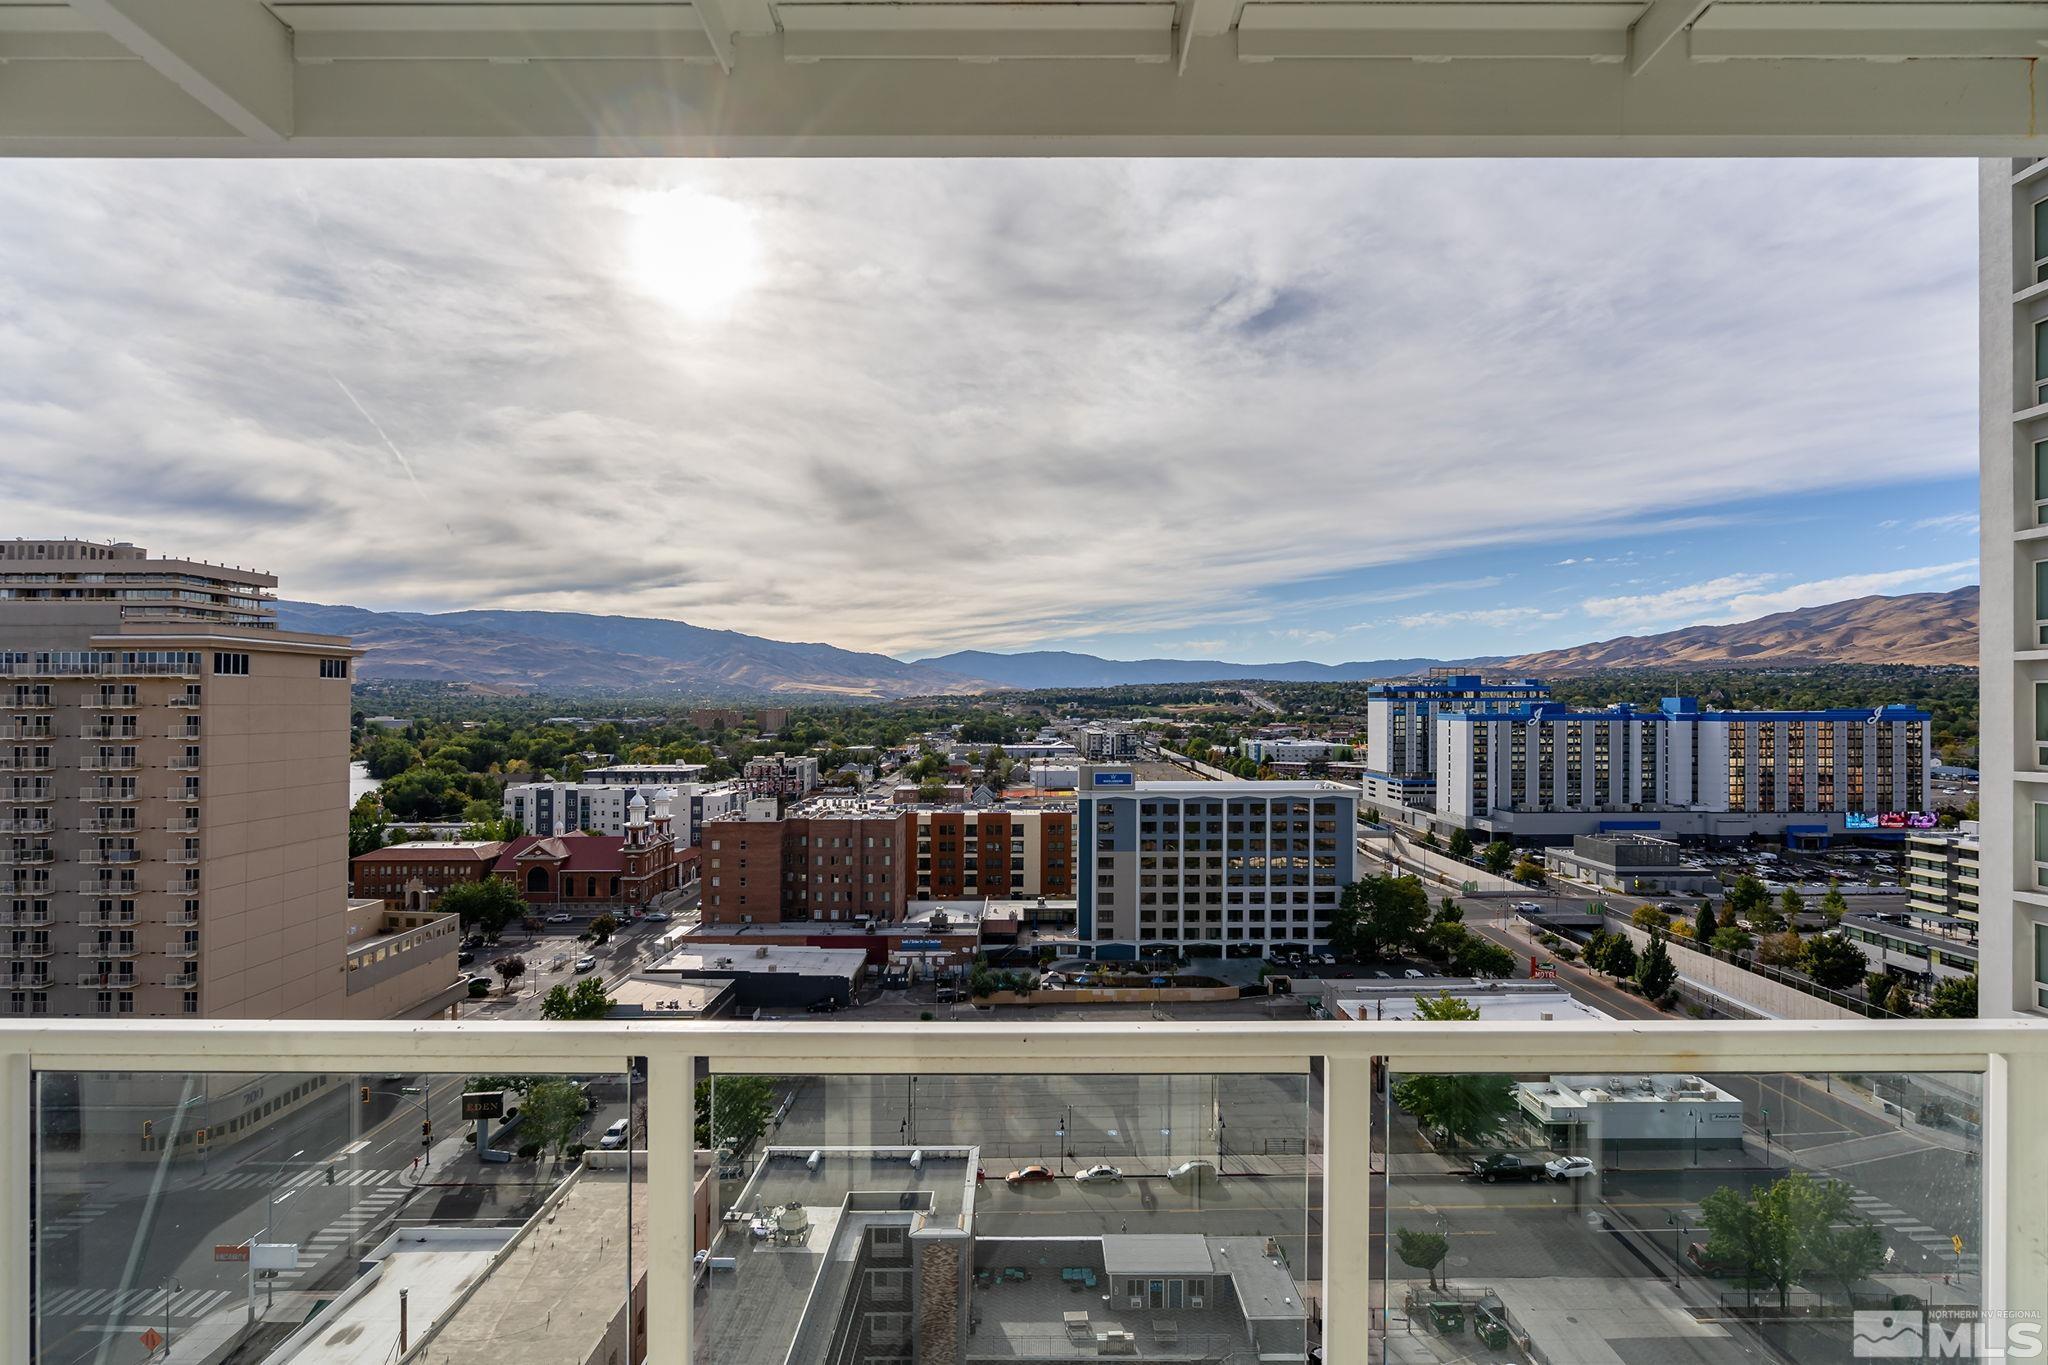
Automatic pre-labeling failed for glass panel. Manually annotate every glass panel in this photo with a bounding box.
[33,1067,636,1364]
[2035,922,2048,1000]
[2033,196,2048,265]
[1379,1065,1983,1363]
[694,1070,1313,1362]
[2035,318,2048,385]
[2035,439,2048,506]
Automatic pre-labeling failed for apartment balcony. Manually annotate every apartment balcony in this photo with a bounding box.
[163,880,198,897]
[166,756,200,772]
[76,819,137,834]
[5,696,52,711]
[0,661,196,679]
[3,728,50,743]
[72,970,135,988]
[74,944,136,961]
[165,850,199,866]
[82,907,138,926]
[0,758,53,774]
[163,787,199,802]
[84,728,139,743]
[84,850,140,866]
[165,695,200,708]
[0,849,52,867]
[0,910,47,926]
[76,881,136,897]
[159,971,195,988]
[0,1018,2039,1365]
[3,943,52,960]
[79,758,140,774]
[165,911,196,927]
[76,787,134,803]
[163,817,199,833]
[0,821,51,836]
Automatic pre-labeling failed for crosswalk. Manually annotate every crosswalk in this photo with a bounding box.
[40,1197,117,1241]
[39,1286,236,1321]
[269,1186,414,1287]
[1849,1189,1979,1270]
[186,1166,411,1193]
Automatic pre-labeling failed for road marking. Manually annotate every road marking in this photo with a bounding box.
[337,1140,369,1157]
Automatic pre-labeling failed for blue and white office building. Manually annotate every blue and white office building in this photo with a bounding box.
[1435,698,1933,844]
[1361,674,1552,810]
[1077,766,1358,958]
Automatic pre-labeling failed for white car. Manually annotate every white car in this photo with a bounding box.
[573,955,597,973]
[1073,1164,1123,1185]
[645,911,671,923]
[546,913,574,924]
[1401,968,1426,980]
[1167,1160,1217,1182]
[1545,1156,1595,1181]
[598,1118,629,1149]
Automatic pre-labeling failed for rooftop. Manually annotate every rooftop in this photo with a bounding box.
[648,943,869,979]
[606,976,735,1017]
[263,1228,515,1365]
[1328,980,1609,1024]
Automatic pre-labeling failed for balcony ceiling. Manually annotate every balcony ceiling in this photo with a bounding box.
[0,0,2044,153]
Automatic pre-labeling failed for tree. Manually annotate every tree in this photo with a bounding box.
[1926,975,1978,1019]
[1481,841,1514,876]
[1447,828,1475,860]
[1510,856,1547,886]
[1394,1227,1450,1292]
[1777,885,1804,925]
[1453,936,1517,980]
[695,1074,777,1153]
[1884,980,1915,1016]
[1711,925,1753,955]
[1329,875,1431,960]
[1818,879,1848,925]
[1636,932,1677,1000]
[493,954,527,996]
[1694,901,1719,944]
[520,1078,589,1165]
[348,794,387,859]
[1800,934,1867,992]
[1586,932,1636,979]
[1631,905,1672,933]
[1699,1173,1877,1310]
[540,977,613,1021]
[917,775,948,803]
[1726,875,1769,924]
[1756,930,1805,968]
[589,912,618,945]
[1391,992,1520,1146]
[360,734,418,780]
[439,879,527,936]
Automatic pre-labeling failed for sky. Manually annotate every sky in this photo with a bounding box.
[0,158,1978,665]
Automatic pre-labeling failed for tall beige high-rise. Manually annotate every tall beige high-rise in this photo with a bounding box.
[0,539,402,1019]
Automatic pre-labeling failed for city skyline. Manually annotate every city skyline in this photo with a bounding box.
[0,158,1975,663]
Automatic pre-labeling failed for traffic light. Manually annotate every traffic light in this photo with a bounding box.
[360,1086,371,1104]
[141,1119,153,1141]
[195,1127,207,1145]
[421,1120,432,1139]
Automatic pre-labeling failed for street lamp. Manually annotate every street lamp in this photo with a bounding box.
[401,1085,431,1170]
[1666,1216,1687,1289]
[161,1277,179,1357]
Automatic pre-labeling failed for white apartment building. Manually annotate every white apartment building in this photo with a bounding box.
[582,762,709,786]
[504,779,742,845]
[1435,697,1933,844]
[1239,738,1343,765]
[1078,724,1139,762]
[1906,825,1980,931]
[1361,674,1551,809]
[742,753,821,798]
[1076,766,1357,958]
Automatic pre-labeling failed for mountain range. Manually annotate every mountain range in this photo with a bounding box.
[282,584,1978,698]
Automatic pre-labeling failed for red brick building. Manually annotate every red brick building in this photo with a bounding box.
[913,807,1073,901]
[701,808,913,925]
[491,791,681,908]
[350,840,505,910]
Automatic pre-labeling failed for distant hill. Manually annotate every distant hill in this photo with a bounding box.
[909,650,1464,689]
[275,602,989,699]
[1493,586,1978,674]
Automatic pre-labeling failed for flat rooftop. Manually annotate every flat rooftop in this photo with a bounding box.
[412,1168,643,1365]
[697,1147,975,1364]
[1331,980,1610,1023]
[607,976,734,1016]
[264,1230,514,1365]
[649,944,869,978]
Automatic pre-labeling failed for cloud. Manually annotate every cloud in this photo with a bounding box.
[1155,638,1227,654]
[1910,511,1977,534]
[0,158,1976,654]
[1387,607,1568,630]
[1583,562,1974,630]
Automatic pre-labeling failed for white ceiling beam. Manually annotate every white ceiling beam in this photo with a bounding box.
[66,0,292,140]
[1690,3,2048,60]
[1627,0,1710,73]
[1239,3,1636,61]
[0,51,237,138]
[0,30,133,58]
[1178,0,1238,72]
[279,5,719,62]
[780,3,1172,62]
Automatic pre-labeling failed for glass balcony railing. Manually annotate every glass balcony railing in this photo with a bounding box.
[0,1020,2040,1365]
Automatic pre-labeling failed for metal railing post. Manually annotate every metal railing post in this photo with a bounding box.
[1985,1047,2048,1333]
[1323,1054,1374,1361]
[647,1050,695,1364]
[1,1048,29,1365]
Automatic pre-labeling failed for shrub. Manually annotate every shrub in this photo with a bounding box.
[919,1011,935,1021]
[517,1141,541,1160]
[566,1143,588,1160]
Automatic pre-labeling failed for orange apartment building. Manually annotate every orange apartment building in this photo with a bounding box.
[913,806,1073,901]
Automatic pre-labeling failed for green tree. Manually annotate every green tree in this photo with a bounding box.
[1711,925,1753,955]
[1818,879,1848,925]
[493,954,527,996]
[1636,932,1677,1000]
[1453,936,1517,980]
[360,734,418,780]
[1926,975,1978,1019]
[1800,934,1867,992]
[1777,885,1804,925]
[1390,993,1520,1146]
[1884,980,1915,1016]
[1447,828,1475,860]
[589,912,618,945]
[438,879,526,935]
[1394,1227,1450,1292]
[1329,875,1431,960]
[1694,901,1719,944]
[1726,875,1769,923]
[917,775,948,803]
[520,1078,589,1165]
[1586,932,1637,979]
[1631,905,1672,933]
[1510,856,1547,886]
[1481,841,1514,876]
[539,977,613,1021]
[348,794,387,859]
[1699,1173,1876,1310]
[1756,930,1805,968]
[695,1075,777,1153]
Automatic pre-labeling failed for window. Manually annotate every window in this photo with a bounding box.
[2036,438,2048,526]
[2035,195,2048,284]
[319,658,348,679]
[212,652,249,676]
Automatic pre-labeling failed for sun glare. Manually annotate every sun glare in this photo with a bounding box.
[629,189,762,320]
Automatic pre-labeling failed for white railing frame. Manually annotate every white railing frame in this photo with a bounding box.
[0,1016,2039,1365]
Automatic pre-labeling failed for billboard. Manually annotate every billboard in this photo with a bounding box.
[1846,811,1939,831]
[1091,771,1134,786]
[1846,812,1879,830]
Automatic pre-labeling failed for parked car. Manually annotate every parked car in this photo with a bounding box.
[1401,968,1426,980]
[1073,1164,1123,1185]
[465,974,493,992]
[644,911,670,923]
[1166,1160,1218,1182]
[1468,1153,1545,1183]
[1544,1155,1595,1181]
[598,1117,630,1149]
[547,913,574,925]
[572,955,596,973]
[457,949,475,966]
[1005,1165,1056,1186]
[805,998,841,1014]
[934,986,959,1003]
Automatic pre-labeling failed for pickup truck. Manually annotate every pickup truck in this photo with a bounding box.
[1468,1153,1547,1183]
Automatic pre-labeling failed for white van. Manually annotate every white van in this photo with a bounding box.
[599,1118,630,1149]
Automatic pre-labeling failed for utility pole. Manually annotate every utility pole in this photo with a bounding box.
[162,1277,179,1357]
[399,1287,409,1354]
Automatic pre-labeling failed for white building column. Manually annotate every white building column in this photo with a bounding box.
[1321,1054,1374,1359]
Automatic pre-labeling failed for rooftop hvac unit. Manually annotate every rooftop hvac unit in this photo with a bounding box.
[806,1149,823,1172]
[909,1148,923,1171]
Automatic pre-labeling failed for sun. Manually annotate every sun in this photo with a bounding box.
[629,189,762,321]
